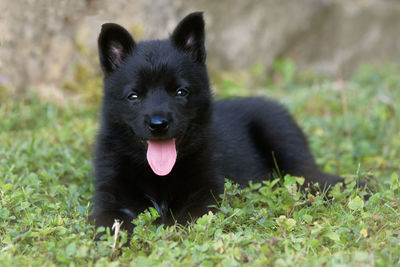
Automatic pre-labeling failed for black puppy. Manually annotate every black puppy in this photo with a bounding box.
[92,12,343,233]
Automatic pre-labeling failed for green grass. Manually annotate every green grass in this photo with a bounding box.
[0,64,400,266]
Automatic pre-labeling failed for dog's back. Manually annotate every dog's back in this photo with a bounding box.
[211,98,343,186]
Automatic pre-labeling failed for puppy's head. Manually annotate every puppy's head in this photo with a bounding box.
[98,12,211,176]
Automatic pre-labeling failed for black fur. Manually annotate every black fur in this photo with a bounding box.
[92,12,343,233]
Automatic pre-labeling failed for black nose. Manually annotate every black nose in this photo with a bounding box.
[148,116,169,132]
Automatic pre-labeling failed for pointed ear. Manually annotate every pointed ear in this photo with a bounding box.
[170,12,206,63]
[98,23,135,75]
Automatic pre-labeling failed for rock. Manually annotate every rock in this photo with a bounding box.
[0,0,399,90]
[285,0,400,76]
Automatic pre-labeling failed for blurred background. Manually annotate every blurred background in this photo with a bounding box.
[1,0,400,96]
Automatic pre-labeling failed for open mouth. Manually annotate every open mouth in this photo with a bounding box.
[145,138,177,176]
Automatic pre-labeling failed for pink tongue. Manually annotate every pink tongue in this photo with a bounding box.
[146,139,177,176]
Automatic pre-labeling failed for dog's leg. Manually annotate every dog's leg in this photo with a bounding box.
[249,107,344,189]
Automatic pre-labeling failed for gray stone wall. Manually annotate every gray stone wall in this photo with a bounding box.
[0,0,399,89]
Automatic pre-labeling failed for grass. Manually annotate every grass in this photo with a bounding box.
[0,63,399,266]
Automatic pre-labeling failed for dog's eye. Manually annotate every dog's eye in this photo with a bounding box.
[176,88,190,97]
[127,92,139,101]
